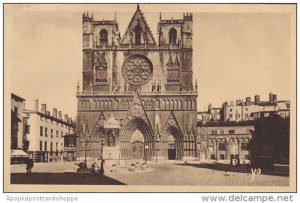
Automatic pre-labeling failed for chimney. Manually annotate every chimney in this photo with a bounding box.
[46,111,50,116]
[254,95,260,103]
[64,114,68,122]
[41,103,46,114]
[230,101,234,106]
[208,103,212,113]
[269,93,274,103]
[236,100,242,106]
[53,108,57,118]
[58,111,62,120]
[273,94,277,103]
[246,97,251,103]
[34,99,39,112]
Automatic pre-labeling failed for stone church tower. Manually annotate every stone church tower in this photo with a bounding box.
[77,5,198,161]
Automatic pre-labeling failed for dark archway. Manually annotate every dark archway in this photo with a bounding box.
[160,124,184,160]
[134,24,142,45]
[169,27,177,44]
[100,29,108,45]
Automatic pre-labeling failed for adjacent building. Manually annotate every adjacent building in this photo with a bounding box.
[11,93,26,150]
[222,93,290,122]
[197,121,254,162]
[197,104,223,123]
[23,100,76,162]
[196,93,290,162]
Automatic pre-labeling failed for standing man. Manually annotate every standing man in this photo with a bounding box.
[26,158,34,174]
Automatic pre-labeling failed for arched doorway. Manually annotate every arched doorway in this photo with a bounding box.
[160,112,184,160]
[119,118,154,160]
[130,130,145,160]
[167,135,176,160]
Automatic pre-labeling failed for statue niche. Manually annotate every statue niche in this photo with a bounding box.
[107,130,115,147]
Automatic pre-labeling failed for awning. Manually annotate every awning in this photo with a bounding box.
[11,149,29,158]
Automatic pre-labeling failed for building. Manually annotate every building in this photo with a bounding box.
[197,121,254,163]
[23,100,75,162]
[77,5,198,161]
[222,93,290,122]
[64,133,77,161]
[11,93,26,150]
[197,104,223,123]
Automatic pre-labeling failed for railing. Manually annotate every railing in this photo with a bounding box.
[64,146,76,152]
[76,90,198,96]
[92,44,183,51]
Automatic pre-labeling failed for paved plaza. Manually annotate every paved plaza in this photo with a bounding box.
[10,162,289,186]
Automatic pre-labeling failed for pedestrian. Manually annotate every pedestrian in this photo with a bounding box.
[96,158,101,172]
[91,162,96,173]
[99,159,105,175]
[26,158,34,174]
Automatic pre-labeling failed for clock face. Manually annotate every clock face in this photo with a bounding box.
[122,54,153,86]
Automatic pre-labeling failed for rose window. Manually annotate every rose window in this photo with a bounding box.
[122,54,153,86]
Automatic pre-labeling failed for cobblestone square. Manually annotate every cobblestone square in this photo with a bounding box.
[11,162,289,186]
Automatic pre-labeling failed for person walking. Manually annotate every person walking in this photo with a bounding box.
[26,158,34,174]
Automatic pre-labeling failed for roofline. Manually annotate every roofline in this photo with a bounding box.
[23,109,76,128]
[11,93,26,102]
[197,121,254,127]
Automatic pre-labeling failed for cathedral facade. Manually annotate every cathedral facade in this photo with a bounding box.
[77,5,198,161]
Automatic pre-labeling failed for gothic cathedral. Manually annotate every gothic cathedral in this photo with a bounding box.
[77,5,198,161]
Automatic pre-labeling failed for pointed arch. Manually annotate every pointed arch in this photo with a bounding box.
[78,100,83,109]
[100,100,104,109]
[93,100,97,109]
[91,111,106,136]
[161,112,184,141]
[178,99,182,110]
[166,99,170,110]
[120,91,154,142]
[100,29,108,46]
[169,27,177,44]
[174,99,178,110]
[134,24,142,45]
[155,99,160,109]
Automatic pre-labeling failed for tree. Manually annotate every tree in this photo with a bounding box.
[248,114,289,164]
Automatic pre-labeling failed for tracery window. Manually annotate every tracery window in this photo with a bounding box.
[122,54,153,86]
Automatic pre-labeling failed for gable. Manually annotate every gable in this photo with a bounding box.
[120,8,156,45]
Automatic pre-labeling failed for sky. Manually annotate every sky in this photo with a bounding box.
[5,4,295,119]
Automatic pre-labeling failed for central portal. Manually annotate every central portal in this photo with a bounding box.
[131,141,144,159]
[130,130,145,160]
[167,135,176,160]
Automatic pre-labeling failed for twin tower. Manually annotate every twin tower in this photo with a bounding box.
[77,5,198,161]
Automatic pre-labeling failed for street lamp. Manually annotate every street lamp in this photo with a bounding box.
[79,118,89,168]
[155,137,160,163]
[145,145,149,164]
[100,135,105,160]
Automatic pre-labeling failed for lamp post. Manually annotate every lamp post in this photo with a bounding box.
[155,137,160,163]
[100,135,104,160]
[99,135,105,175]
[145,145,149,164]
[80,118,89,168]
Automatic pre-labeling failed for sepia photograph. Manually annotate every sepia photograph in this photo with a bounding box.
[4,3,296,192]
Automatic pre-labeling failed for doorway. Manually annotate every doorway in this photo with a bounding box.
[168,142,176,160]
[131,141,144,160]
